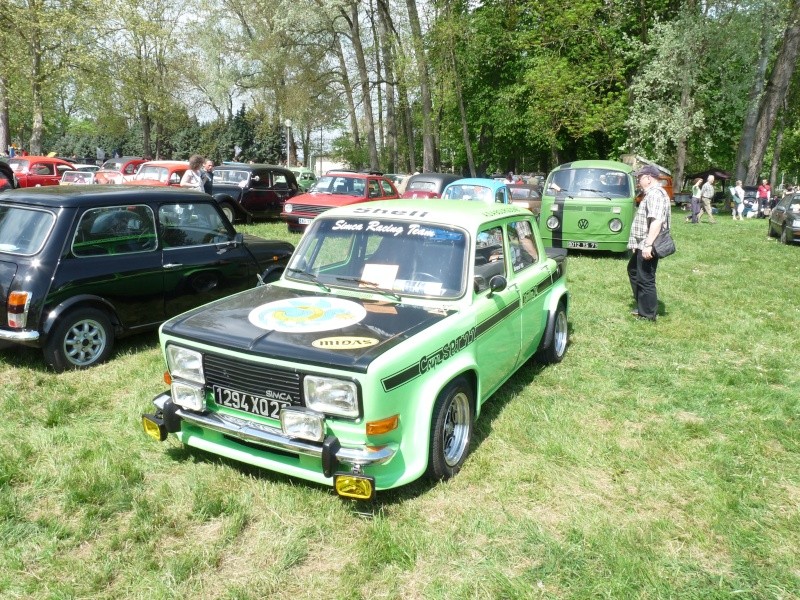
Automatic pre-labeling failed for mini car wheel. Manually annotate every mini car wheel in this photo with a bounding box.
[44,308,115,372]
[537,301,568,364]
[219,202,236,224]
[426,377,474,481]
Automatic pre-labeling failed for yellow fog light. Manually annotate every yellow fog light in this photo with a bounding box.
[142,414,167,441]
[366,414,399,435]
[334,473,376,501]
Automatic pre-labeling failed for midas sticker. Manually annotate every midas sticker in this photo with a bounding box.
[312,336,379,350]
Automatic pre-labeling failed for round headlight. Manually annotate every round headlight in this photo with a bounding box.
[609,218,623,232]
[284,203,293,213]
[546,215,560,230]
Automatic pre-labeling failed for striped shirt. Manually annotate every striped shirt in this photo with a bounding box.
[628,186,671,251]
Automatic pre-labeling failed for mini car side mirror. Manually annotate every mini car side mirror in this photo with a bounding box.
[251,175,260,182]
[233,233,244,246]
[488,275,507,295]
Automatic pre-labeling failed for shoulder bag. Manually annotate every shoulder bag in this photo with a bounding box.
[653,226,676,258]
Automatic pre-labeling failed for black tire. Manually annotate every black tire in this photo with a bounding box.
[537,301,568,364]
[781,227,789,244]
[44,308,115,372]
[219,202,236,224]
[426,377,474,481]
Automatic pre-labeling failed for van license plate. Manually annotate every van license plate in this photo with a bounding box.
[568,241,597,249]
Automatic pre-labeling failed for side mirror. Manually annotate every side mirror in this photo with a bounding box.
[251,175,260,182]
[233,232,244,246]
[488,275,507,295]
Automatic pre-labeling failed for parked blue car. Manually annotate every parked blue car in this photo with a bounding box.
[440,177,512,204]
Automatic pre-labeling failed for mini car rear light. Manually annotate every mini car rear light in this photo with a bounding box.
[7,291,31,328]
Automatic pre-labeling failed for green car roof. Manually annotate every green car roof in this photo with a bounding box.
[550,159,633,173]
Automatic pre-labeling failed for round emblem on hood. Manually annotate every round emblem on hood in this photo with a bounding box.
[248,296,367,332]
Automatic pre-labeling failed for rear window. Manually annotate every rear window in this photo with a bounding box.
[0,204,56,255]
[214,169,251,185]
[8,159,28,173]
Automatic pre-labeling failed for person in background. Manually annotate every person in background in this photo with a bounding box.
[733,180,745,220]
[686,177,703,223]
[627,165,670,322]
[180,154,204,191]
[202,159,214,195]
[757,178,770,217]
[698,174,716,224]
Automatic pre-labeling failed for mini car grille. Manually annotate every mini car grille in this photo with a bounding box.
[203,353,303,405]
[288,203,332,215]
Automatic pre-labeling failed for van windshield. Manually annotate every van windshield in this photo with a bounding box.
[547,168,631,198]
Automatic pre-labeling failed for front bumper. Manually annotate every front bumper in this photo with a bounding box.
[147,392,395,470]
[0,328,40,342]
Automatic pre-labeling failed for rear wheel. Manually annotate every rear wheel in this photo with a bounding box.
[426,377,474,481]
[781,227,790,244]
[44,308,115,372]
[219,202,236,224]
[537,301,568,364]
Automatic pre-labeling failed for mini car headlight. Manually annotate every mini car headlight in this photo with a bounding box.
[284,203,293,213]
[546,215,560,230]
[280,407,325,442]
[793,218,800,228]
[304,376,358,418]
[171,381,206,412]
[609,218,623,232]
[166,345,205,384]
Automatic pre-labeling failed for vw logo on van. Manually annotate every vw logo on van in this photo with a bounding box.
[578,219,589,229]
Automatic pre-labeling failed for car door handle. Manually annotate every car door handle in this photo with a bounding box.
[163,263,183,269]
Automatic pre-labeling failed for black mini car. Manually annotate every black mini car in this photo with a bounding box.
[0,186,294,371]
[767,193,800,244]
[211,163,299,223]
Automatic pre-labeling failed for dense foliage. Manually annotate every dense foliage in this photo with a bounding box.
[1,0,799,187]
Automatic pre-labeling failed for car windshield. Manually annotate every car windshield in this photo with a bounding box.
[442,184,493,202]
[548,168,631,197]
[311,175,366,196]
[134,165,169,182]
[407,180,437,192]
[214,169,251,185]
[61,171,93,185]
[8,159,28,173]
[101,160,126,170]
[287,217,468,298]
[0,204,56,255]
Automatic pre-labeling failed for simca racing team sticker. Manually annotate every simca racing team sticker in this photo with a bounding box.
[248,297,367,333]
[311,336,379,350]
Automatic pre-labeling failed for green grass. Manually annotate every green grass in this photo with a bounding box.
[1,211,798,599]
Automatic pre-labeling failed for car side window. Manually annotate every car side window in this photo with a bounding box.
[368,180,381,198]
[33,163,54,175]
[381,180,394,196]
[473,225,505,293]
[506,220,537,271]
[169,171,183,185]
[272,174,288,190]
[159,203,232,248]
[124,164,136,175]
[495,189,506,204]
[73,205,158,257]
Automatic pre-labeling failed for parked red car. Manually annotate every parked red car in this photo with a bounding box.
[7,156,75,187]
[281,171,400,232]
[101,157,146,181]
[124,160,189,187]
[401,173,461,199]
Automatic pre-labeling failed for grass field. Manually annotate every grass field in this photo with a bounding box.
[1,210,798,599]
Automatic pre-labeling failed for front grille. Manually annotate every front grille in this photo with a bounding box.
[204,353,302,405]
[289,203,331,216]
[585,206,613,212]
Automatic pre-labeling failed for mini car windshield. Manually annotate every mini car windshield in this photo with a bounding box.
[407,180,437,192]
[135,165,169,182]
[214,169,251,184]
[442,184,493,202]
[548,168,631,198]
[287,217,468,298]
[0,205,56,255]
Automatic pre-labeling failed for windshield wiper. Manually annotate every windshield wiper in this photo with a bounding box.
[335,277,401,301]
[579,188,612,200]
[286,267,331,291]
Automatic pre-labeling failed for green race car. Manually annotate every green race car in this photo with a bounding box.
[143,200,569,499]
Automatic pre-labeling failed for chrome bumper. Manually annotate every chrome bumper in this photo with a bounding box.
[153,393,395,467]
[0,329,39,342]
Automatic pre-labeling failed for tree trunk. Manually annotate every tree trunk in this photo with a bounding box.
[770,103,786,187]
[333,33,361,159]
[450,47,475,176]
[29,36,44,154]
[674,76,691,191]
[405,0,435,172]
[735,20,773,183]
[746,0,800,184]
[140,100,152,159]
[377,0,398,173]
[346,1,379,170]
[0,74,9,154]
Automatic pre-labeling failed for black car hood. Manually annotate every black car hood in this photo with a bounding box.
[241,234,294,258]
[162,285,455,372]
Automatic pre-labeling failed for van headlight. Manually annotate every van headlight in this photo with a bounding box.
[609,218,623,232]
[304,376,359,418]
[546,216,560,230]
[166,345,205,384]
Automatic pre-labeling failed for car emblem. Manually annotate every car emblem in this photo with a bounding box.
[578,219,589,229]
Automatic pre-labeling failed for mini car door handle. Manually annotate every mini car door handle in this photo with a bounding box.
[163,263,183,269]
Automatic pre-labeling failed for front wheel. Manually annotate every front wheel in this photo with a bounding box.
[219,202,236,224]
[537,301,568,364]
[426,377,474,481]
[43,308,115,372]
[781,227,790,244]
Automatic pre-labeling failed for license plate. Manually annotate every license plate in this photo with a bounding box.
[568,241,598,249]
[298,217,314,225]
[212,385,289,419]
